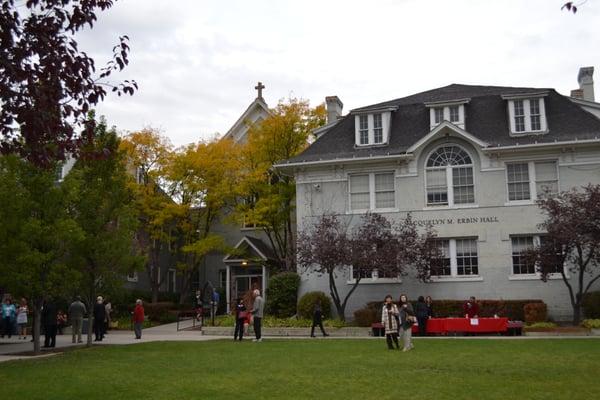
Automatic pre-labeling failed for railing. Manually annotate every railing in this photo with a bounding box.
[176,309,204,332]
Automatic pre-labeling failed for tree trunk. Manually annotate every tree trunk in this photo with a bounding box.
[32,298,43,354]
[573,303,582,325]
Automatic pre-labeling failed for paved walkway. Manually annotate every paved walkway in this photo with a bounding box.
[0,322,598,363]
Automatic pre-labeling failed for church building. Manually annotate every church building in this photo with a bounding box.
[276,67,600,320]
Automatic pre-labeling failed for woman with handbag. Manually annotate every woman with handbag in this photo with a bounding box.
[398,294,415,352]
[381,295,399,350]
[234,298,247,341]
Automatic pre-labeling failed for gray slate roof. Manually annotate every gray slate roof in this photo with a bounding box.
[284,84,600,164]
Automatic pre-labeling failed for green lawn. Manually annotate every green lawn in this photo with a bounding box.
[1,339,599,399]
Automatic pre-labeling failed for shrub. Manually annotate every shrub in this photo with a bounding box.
[582,319,600,329]
[266,272,301,317]
[524,303,548,323]
[143,302,175,322]
[212,314,346,328]
[297,292,332,320]
[353,307,379,327]
[526,322,557,329]
[583,291,600,318]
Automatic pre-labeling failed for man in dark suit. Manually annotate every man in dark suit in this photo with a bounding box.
[42,298,58,348]
[93,296,106,341]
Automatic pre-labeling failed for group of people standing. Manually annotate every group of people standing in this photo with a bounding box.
[233,289,264,342]
[1,296,29,340]
[381,294,434,351]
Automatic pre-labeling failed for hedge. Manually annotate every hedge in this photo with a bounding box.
[352,299,546,325]
[524,302,548,323]
[583,291,600,318]
[297,292,332,320]
[266,272,300,317]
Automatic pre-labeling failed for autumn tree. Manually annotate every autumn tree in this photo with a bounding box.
[530,185,600,324]
[164,138,242,304]
[238,98,325,271]
[63,116,143,345]
[0,0,136,167]
[121,128,176,303]
[297,213,436,320]
[0,155,82,354]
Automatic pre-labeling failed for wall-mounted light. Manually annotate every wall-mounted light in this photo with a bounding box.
[241,260,248,266]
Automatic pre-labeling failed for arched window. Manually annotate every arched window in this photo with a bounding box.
[425,145,474,206]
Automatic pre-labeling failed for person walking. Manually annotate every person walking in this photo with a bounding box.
[234,298,247,341]
[68,296,87,344]
[42,299,58,348]
[1,296,16,338]
[93,296,106,342]
[398,294,415,352]
[381,295,399,350]
[415,296,429,337]
[16,298,28,340]
[425,296,434,319]
[104,299,112,335]
[133,299,145,339]
[310,300,329,337]
[250,289,264,342]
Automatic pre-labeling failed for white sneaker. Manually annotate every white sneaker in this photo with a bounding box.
[252,339,257,342]
[257,338,262,342]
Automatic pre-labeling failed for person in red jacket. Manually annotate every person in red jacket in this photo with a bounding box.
[133,299,145,339]
[463,296,480,318]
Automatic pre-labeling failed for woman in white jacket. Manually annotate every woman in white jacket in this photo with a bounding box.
[381,295,399,350]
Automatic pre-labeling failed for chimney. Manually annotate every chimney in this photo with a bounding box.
[577,66,595,102]
[325,96,343,124]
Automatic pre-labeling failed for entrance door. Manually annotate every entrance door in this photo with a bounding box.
[233,275,262,301]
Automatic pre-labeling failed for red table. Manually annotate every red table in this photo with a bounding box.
[411,317,508,334]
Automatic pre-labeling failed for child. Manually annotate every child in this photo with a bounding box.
[16,298,28,340]
[381,295,399,350]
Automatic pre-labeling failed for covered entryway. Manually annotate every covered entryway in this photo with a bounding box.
[223,236,277,312]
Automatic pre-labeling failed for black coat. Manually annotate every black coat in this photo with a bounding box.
[313,305,322,323]
[415,301,429,319]
[93,303,106,322]
[42,302,57,326]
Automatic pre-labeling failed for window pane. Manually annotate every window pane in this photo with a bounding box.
[432,240,451,276]
[373,114,383,143]
[374,173,394,209]
[452,167,474,204]
[535,161,558,198]
[449,106,459,122]
[359,115,369,144]
[426,169,448,205]
[456,239,478,275]
[434,108,444,124]
[511,236,535,274]
[375,173,393,191]
[507,163,531,201]
[530,99,541,131]
[513,100,525,132]
[350,175,370,210]
[539,236,563,274]
[375,191,395,209]
[427,146,472,167]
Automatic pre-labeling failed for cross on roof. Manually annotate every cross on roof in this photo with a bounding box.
[255,81,265,99]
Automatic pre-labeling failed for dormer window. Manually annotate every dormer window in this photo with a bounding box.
[502,93,548,135]
[425,99,469,130]
[354,112,391,146]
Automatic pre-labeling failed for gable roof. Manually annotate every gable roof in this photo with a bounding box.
[279,84,600,166]
[223,236,276,263]
[222,97,271,143]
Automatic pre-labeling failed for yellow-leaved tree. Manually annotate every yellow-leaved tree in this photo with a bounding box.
[237,98,326,271]
[120,128,178,303]
[164,137,242,303]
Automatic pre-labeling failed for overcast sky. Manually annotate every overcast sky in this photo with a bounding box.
[77,0,600,147]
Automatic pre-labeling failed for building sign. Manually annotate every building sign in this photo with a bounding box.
[415,216,499,227]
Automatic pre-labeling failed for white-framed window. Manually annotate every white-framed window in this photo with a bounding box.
[511,235,563,276]
[349,172,395,211]
[506,160,558,202]
[434,108,444,124]
[507,98,547,134]
[449,106,460,123]
[354,112,390,146]
[350,266,400,283]
[431,238,479,277]
[359,115,369,145]
[429,104,466,130]
[425,145,475,207]
[127,271,138,282]
[373,114,383,144]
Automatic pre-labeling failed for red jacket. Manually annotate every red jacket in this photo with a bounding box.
[133,304,145,323]
[463,301,479,318]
